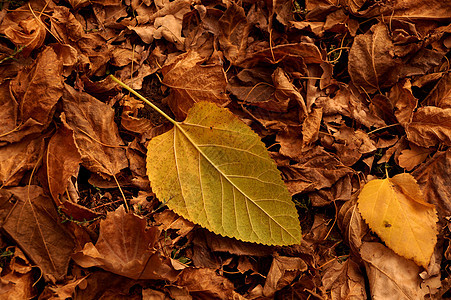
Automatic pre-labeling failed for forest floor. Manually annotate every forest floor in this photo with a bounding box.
[0,0,450,299]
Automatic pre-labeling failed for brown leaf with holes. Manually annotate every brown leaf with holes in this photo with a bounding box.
[1,186,75,282]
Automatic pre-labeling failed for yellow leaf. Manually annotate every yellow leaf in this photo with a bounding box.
[357,173,438,268]
[146,102,301,246]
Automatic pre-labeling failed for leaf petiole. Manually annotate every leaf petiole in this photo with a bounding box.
[109,74,177,126]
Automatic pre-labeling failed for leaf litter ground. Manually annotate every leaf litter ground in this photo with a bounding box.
[0,0,450,299]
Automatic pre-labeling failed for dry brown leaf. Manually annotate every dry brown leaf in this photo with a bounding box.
[398,143,432,171]
[388,79,417,127]
[10,47,64,125]
[348,22,400,93]
[2,16,46,57]
[275,147,353,195]
[72,206,178,281]
[0,137,44,187]
[333,126,376,166]
[45,120,81,202]
[62,84,128,177]
[218,0,251,64]
[360,242,426,300]
[406,106,451,147]
[263,255,308,297]
[425,72,451,109]
[1,186,75,282]
[302,106,323,146]
[309,175,352,206]
[316,85,386,128]
[51,7,110,76]
[338,197,369,255]
[322,258,367,300]
[0,81,17,135]
[227,68,275,108]
[413,149,451,221]
[161,50,230,120]
[177,268,235,300]
[235,42,323,69]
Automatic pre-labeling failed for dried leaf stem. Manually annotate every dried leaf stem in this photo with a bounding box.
[109,74,177,126]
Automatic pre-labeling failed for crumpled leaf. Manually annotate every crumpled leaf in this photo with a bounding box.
[262,255,307,297]
[425,72,451,109]
[405,106,451,147]
[398,143,432,171]
[0,137,44,187]
[45,119,81,202]
[10,47,64,125]
[162,50,230,120]
[388,79,417,127]
[413,149,451,221]
[147,101,302,246]
[2,16,46,56]
[61,84,128,177]
[357,173,438,268]
[349,22,400,93]
[177,268,235,300]
[322,258,367,300]
[72,206,179,281]
[218,0,251,64]
[360,242,426,300]
[316,85,386,129]
[275,146,354,195]
[1,186,75,282]
[235,42,323,69]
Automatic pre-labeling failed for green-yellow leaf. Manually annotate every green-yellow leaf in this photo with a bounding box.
[357,173,438,268]
[146,102,301,246]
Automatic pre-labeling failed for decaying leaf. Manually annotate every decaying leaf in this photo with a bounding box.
[357,173,438,268]
[10,47,64,125]
[262,255,307,297]
[72,206,178,281]
[413,149,451,221]
[405,106,451,147]
[1,186,75,282]
[348,22,400,93]
[322,258,367,300]
[2,15,46,56]
[62,84,128,177]
[360,242,426,300]
[147,101,302,246]
[0,137,44,187]
[161,50,230,120]
[45,121,81,202]
[398,143,432,171]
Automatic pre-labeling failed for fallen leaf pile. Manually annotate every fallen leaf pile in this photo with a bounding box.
[0,0,450,298]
